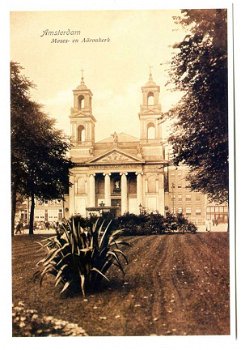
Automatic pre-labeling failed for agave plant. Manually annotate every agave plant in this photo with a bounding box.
[34,217,130,297]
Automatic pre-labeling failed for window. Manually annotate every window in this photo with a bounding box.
[178,208,183,214]
[196,208,201,215]
[186,207,191,215]
[177,184,182,188]
[196,194,201,201]
[185,194,191,201]
[58,209,63,220]
[223,207,228,214]
[78,125,85,142]
[147,92,154,105]
[78,95,85,109]
[178,194,182,201]
[147,122,155,139]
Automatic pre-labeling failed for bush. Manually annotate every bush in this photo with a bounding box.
[112,213,148,235]
[34,217,130,297]
[112,212,197,236]
[161,212,177,233]
[12,301,87,336]
[186,222,197,233]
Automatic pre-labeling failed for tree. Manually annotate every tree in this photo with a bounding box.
[11,62,72,235]
[11,62,33,234]
[167,10,228,203]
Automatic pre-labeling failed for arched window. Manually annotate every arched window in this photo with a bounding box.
[147,92,154,106]
[147,122,155,140]
[78,95,85,109]
[78,125,85,142]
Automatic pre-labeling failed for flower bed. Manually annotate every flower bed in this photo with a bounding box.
[12,301,88,336]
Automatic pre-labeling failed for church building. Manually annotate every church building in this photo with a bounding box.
[68,72,169,217]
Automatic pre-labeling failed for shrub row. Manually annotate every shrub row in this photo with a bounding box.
[72,212,197,236]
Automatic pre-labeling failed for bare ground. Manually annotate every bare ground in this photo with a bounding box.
[12,232,229,336]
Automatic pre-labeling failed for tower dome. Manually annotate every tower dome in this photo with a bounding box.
[144,71,157,87]
[75,75,88,90]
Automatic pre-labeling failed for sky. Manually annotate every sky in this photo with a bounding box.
[10,10,185,141]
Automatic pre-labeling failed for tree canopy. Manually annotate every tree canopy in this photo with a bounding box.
[11,62,72,234]
[167,10,228,203]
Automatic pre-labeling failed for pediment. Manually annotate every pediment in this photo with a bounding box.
[70,109,94,119]
[141,107,161,115]
[88,149,143,165]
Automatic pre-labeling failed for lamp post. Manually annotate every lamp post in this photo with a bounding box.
[171,183,175,214]
[99,201,105,217]
[139,203,143,215]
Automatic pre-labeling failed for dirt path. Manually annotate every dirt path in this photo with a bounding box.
[12,232,230,336]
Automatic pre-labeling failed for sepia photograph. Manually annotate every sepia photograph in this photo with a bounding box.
[1,0,240,347]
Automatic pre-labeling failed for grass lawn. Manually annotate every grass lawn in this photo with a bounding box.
[12,232,230,336]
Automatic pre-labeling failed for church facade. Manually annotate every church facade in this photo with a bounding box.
[68,73,169,218]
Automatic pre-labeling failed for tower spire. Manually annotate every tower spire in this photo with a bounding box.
[81,69,85,84]
[149,65,153,81]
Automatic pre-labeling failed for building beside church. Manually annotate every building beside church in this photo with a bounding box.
[164,165,207,227]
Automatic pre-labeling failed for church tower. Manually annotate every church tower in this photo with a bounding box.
[69,72,96,159]
[139,70,163,143]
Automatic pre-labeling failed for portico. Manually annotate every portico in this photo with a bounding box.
[85,170,144,215]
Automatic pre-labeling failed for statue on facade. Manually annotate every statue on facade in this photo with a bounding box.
[137,143,142,156]
[111,131,118,144]
[114,180,120,190]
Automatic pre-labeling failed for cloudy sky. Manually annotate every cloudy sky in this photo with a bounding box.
[10,10,186,141]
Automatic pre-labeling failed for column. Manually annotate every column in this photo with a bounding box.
[104,173,111,207]
[145,177,148,193]
[103,173,111,207]
[158,173,165,215]
[73,122,77,141]
[89,174,96,207]
[136,172,143,208]
[120,172,128,215]
[69,175,75,216]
